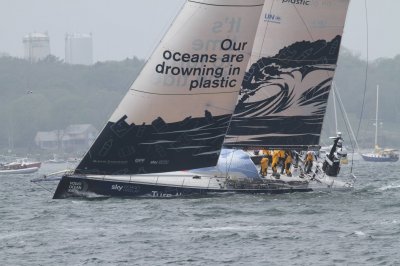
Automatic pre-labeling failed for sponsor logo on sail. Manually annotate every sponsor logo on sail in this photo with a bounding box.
[264,13,282,24]
[282,0,310,5]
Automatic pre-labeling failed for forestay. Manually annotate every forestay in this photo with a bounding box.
[224,0,350,150]
[76,0,264,175]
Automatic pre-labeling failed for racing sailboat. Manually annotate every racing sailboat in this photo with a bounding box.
[52,0,353,199]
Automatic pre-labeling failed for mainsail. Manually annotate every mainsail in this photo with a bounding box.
[224,0,350,149]
[76,0,264,175]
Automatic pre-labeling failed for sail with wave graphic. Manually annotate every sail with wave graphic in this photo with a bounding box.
[225,0,350,149]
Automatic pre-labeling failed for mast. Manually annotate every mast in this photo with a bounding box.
[333,84,338,135]
[375,85,379,148]
[334,84,361,153]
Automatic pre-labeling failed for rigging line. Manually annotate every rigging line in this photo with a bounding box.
[333,84,355,173]
[226,149,238,178]
[265,58,338,63]
[257,0,275,59]
[334,83,361,152]
[293,3,338,113]
[221,103,243,161]
[293,4,338,66]
[355,0,369,143]
[31,180,54,194]
[293,5,314,42]
[230,1,275,148]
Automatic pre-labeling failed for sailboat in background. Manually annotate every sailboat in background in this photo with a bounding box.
[361,85,399,162]
[0,157,41,174]
[47,0,353,199]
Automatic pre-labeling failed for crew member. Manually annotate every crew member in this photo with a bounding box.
[262,149,270,156]
[278,150,286,174]
[271,150,280,177]
[262,149,272,165]
[294,151,299,168]
[260,155,269,177]
[284,151,293,177]
[304,151,314,174]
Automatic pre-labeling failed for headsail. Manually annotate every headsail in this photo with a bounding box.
[76,0,264,175]
[224,0,350,150]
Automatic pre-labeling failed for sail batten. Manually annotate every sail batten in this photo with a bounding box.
[130,89,240,96]
[76,0,264,175]
[224,0,350,150]
[188,0,264,7]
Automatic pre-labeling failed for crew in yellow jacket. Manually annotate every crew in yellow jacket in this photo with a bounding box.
[260,156,269,176]
[278,150,286,174]
[304,151,314,174]
[284,151,293,176]
[271,150,280,176]
[262,149,272,166]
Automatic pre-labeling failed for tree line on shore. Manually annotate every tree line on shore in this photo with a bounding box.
[0,49,399,155]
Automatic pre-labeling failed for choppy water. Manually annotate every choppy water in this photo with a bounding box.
[1,160,400,265]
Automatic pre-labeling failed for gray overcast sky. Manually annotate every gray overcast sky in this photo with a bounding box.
[0,0,398,62]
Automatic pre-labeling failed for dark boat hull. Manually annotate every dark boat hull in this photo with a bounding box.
[53,175,313,199]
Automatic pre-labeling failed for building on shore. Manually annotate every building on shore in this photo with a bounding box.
[35,124,98,153]
[23,32,50,62]
[65,33,93,65]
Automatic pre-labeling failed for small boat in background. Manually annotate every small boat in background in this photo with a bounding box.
[0,166,39,174]
[361,146,399,162]
[361,86,399,162]
[46,154,66,164]
[0,158,41,174]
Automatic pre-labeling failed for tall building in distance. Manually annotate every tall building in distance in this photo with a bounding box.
[65,33,93,65]
[23,32,50,62]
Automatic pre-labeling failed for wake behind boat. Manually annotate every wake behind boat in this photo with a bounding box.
[48,0,353,199]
